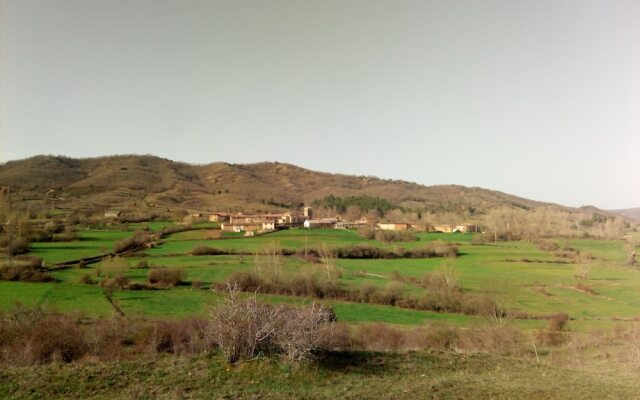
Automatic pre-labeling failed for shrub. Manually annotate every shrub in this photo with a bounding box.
[352,323,404,351]
[206,295,279,363]
[458,325,524,355]
[113,231,150,253]
[79,273,94,285]
[534,239,560,252]
[149,319,207,355]
[0,262,53,283]
[548,313,569,331]
[206,288,334,363]
[374,230,417,243]
[0,236,30,255]
[357,226,376,240]
[192,245,228,256]
[148,267,186,287]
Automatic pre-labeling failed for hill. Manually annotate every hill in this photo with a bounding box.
[0,154,611,219]
[610,207,640,223]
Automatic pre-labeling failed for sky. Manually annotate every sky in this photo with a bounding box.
[1,0,639,209]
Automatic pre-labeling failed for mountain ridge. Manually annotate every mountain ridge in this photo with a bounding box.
[0,154,625,220]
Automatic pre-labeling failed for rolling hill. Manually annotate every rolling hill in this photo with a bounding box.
[0,154,616,219]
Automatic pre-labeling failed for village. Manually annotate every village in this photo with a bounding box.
[187,207,480,236]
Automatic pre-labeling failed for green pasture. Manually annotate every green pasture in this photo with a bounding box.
[148,228,475,256]
[30,230,133,264]
[2,225,639,332]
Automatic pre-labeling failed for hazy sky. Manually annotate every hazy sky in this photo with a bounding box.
[1,0,639,209]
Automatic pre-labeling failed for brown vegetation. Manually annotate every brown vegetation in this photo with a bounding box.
[0,256,53,282]
[147,267,186,287]
[219,268,503,317]
[192,245,230,256]
[113,231,151,253]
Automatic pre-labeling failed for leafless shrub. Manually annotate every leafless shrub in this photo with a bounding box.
[374,230,417,243]
[458,325,524,355]
[113,231,150,253]
[352,323,404,351]
[575,261,592,280]
[357,226,376,240]
[148,267,186,287]
[206,287,284,363]
[534,239,560,252]
[0,307,87,365]
[273,303,335,363]
[149,319,207,355]
[79,273,95,285]
[206,285,334,363]
[192,245,228,256]
[0,261,53,283]
[575,283,597,295]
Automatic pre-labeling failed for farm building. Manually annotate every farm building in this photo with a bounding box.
[221,223,261,233]
[454,225,480,233]
[430,224,480,233]
[303,207,313,219]
[335,220,368,230]
[430,224,454,233]
[208,213,229,222]
[261,221,276,230]
[304,218,338,228]
[377,223,410,231]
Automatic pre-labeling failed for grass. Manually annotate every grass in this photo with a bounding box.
[30,230,133,264]
[3,226,639,331]
[2,351,640,399]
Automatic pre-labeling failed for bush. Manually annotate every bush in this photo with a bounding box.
[331,243,458,259]
[357,226,376,240]
[113,231,150,253]
[192,245,228,256]
[148,267,186,287]
[534,239,560,252]
[548,313,569,331]
[0,261,53,283]
[0,236,30,255]
[79,273,94,285]
[206,289,334,363]
[374,230,417,243]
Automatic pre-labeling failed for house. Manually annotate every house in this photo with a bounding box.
[335,219,368,230]
[430,224,453,233]
[261,221,276,231]
[208,213,229,222]
[303,207,313,219]
[453,225,480,233]
[304,218,338,228]
[377,223,410,231]
[221,223,261,233]
[277,213,303,225]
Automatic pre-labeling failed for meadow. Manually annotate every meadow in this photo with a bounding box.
[2,224,637,332]
[2,222,640,398]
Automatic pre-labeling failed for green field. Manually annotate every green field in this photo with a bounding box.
[2,226,637,333]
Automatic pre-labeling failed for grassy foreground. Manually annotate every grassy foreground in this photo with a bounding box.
[1,351,638,400]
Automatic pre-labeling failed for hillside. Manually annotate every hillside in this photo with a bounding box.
[0,154,606,218]
[610,208,640,223]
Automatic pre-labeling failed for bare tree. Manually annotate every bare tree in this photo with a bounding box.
[623,235,636,266]
[319,243,338,283]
